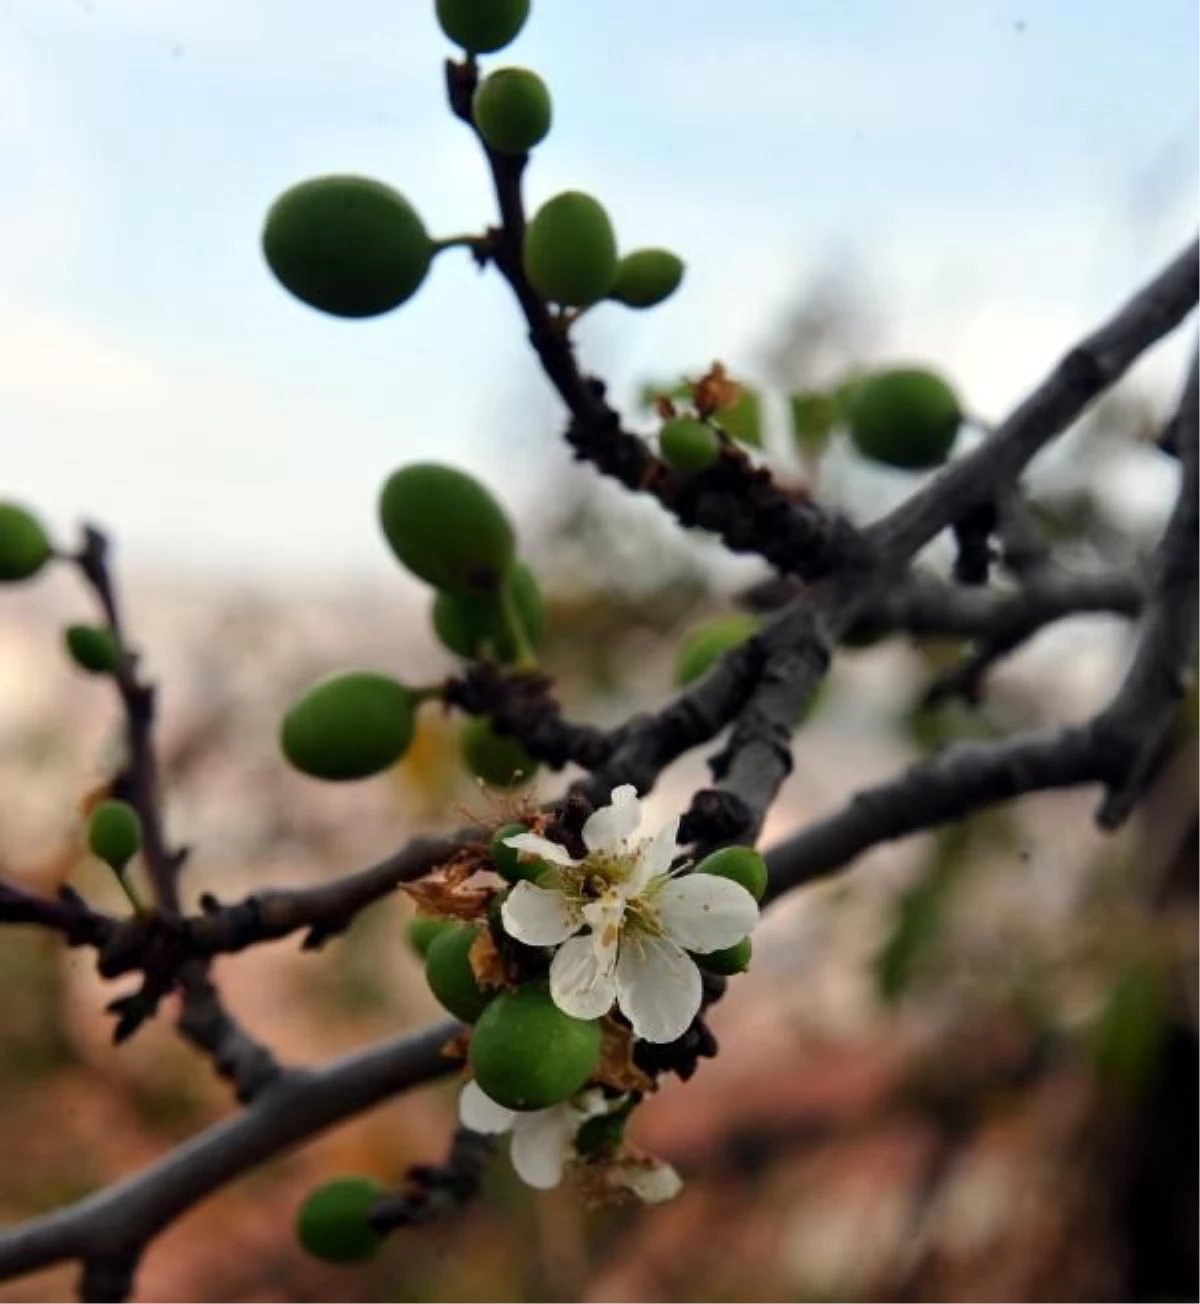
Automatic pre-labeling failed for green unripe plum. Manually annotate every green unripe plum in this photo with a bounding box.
[697,936,753,975]
[695,846,768,902]
[489,822,549,883]
[263,176,432,319]
[472,68,551,154]
[523,191,617,307]
[431,561,544,661]
[88,800,143,870]
[295,1177,384,1264]
[575,1108,628,1158]
[64,624,120,675]
[660,417,719,472]
[608,248,684,309]
[436,0,529,52]
[469,985,602,1110]
[406,916,455,958]
[281,671,414,781]
[716,390,763,447]
[0,503,51,583]
[424,925,495,1023]
[674,614,760,687]
[460,718,538,788]
[846,367,962,470]
[380,463,515,598]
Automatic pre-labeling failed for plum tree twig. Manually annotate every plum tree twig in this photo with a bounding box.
[0,42,1195,1303]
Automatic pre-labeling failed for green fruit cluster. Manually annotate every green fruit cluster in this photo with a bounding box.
[696,845,768,901]
[64,624,120,675]
[470,985,601,1110]
[473,68,551,154]
[280,672,414,781]
[436,0,529,52]
[406,916,455,958]
[263,176,433,319]
[380,463,515,598]
[296,1177,384,1264]
[88,800,143,870]
[523,191,617,306]
[698,936,753,975]
[432,561,544,663]
[489,822,547,883]
[660,417,719,472]
[0,503,51,583]
[424,925,495,1022]
[674,614,761,687]
[460,718,538,787]
[609,249,684,309]
[846,367,962,470]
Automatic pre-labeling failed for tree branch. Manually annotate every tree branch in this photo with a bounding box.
[0,1020,460,1296]
[762,723,1124,902]
[1093,348,1199,826]
[867,238,1198,564]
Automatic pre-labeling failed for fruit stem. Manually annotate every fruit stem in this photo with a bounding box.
[407,683,446,707]
[498,578,538,671]
[112,865,147,917]
[432,233,491,255]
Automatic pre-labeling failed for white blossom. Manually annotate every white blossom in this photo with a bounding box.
[500,785,758,1043]
[458,1080,606,1190]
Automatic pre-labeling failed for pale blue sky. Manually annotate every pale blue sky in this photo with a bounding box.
[3,0,1196,579]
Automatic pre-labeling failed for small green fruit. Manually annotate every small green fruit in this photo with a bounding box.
[674,614,760,687]
[0,503,51,582]
[296,1177,384,1264]
[608,248,684,309]
[846,367,962,470]
[695,846,768,902]
[406,917,455,958]
[470,985,602,1110]
[431,561,544,662]
[380,463,515,598]
[64,624,120,675]
[472,67,551,154]
[88,800,143,870]
[697,936,753,975]
[436,0,529,52]
[575,1108,629,1158]
[424,925,495,1023]
[715,389,762,447]
[660,417,719,472]
[281,672,414,781]
[523,191,617,307]
[460,718,538,788]
[490,822,548,883]
[263,175,432,319]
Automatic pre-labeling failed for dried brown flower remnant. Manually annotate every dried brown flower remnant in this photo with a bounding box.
[689,361,741,419]
[403,873,493,926]
[597,1016,655,1094]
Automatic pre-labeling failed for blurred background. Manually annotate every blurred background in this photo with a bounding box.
[1,1,1197,1301]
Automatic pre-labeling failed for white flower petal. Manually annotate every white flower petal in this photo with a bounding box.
[615,933,702,1043]
[509,1105,577,1189]
[581,892,626,951]
[459,1080,517,1135]
[502,832,578,868]
[550,934,618,1020]
[657,875,759,953]
[582,784,642,854]
[625,815,680,896]
[501,882,580,947]
[609,1160,684,1204]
